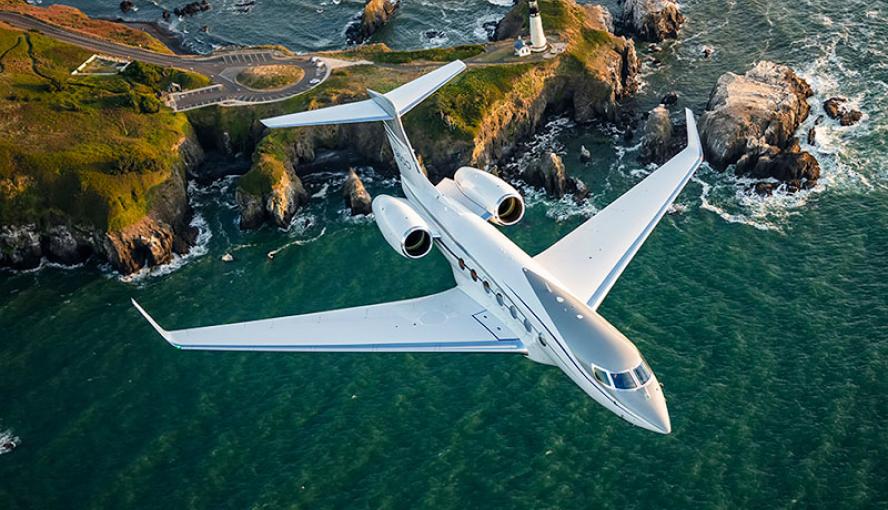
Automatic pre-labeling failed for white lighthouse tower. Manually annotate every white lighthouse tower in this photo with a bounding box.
[528,0,548,52]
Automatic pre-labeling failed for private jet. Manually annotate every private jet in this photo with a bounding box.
[134,60,704,434]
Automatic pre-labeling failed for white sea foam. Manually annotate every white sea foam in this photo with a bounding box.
[117,212,212,284]
[0,429,20,455]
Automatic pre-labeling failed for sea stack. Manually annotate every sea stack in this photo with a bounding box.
[347,0,400,45]
[620,0,685,42]
[699,61,821,192]
[343,169,373,215]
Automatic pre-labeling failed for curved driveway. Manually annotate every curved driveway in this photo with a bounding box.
[0,11,324,111]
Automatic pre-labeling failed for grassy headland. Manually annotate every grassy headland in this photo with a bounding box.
[0,22,206,231]
[215,0,637,200]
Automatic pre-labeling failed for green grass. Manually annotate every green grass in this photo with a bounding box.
[0,25,206,231]
[236,65,304,91]
[338,44,486,64]
[407,63,537,140]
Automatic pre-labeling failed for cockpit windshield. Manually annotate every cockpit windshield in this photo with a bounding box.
[592,359,654,390]
[633,360,652,385]
[611,371,637,389]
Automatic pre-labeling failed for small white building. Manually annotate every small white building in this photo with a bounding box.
[514,37,531,57]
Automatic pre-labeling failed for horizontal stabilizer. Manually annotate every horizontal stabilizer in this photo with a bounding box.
[260,60,467,129]
[261,99,393,129]
[383,60,466,115]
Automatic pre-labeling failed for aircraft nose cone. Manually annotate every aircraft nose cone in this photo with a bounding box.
[616,380,672,434]
[648,391,671,434]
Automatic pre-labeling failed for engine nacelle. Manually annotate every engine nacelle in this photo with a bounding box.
[372,195,434,259]
[453,166,525,226]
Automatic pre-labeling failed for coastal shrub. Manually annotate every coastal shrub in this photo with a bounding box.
[111,146,165,175]
[122,61,162,87]
[137,93,162,114]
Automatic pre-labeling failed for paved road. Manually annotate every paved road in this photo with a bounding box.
[0,11,322,110]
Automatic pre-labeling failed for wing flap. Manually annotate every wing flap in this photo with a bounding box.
[534,109,703,309]
[133,288,526,354]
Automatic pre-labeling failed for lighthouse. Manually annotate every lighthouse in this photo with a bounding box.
[528,0,548,52]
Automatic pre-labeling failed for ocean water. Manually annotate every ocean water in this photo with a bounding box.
[2,1,888,509]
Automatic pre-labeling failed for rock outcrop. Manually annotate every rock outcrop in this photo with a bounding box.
[638,104,683,165]
[699,61,820,190]
[236,153,309,230]
[620,0,685,42]
[347,0,400,45]
[522,152,589,199]
[584,4,614,33]
[0,134,205,273]
[343,170,373,215]
[823,97,862,126]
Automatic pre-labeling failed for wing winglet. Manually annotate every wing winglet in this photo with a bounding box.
[684,108,702,157]
[131,298,177,347]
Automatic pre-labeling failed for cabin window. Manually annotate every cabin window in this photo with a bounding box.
[458,258,466,270]
[496,294,505,306]
[611,371,638,390]
[509,306,519,319]
[593,367,610,386]
[633,361,652,386]
[538,333,547,347]
[483,281,491,293]
[523,317,533,332]
[470,269,478,281]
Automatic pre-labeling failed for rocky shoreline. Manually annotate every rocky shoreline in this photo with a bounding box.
[0,0,859,276]
[0,134,205,273]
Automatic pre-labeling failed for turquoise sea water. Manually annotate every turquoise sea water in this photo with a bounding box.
[3,1,888,509]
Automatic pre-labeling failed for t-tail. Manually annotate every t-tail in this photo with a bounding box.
[261,60,467,192]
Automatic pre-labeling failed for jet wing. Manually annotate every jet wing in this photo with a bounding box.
[533,109,703,310]
[132,287,526,353]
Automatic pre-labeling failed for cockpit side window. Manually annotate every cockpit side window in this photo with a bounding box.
[633,361,652,386]
[612,371,637,390]
[593,367,611,387]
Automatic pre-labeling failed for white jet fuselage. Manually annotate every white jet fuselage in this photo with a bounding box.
[402,177,671,434]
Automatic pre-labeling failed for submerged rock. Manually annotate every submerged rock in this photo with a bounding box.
[579,145,592,164]
[824,97,862,126]
[661,91,678,106]
[120,1,135,13]
[343,169,373,215]
[823,97,863,126]
[699,61,820,190]
[620,0,685,42]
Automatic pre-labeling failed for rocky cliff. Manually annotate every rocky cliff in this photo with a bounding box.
[0,134,205,273]
[699,61,820,192]
[620,0,684,42]
[231,0,639,229]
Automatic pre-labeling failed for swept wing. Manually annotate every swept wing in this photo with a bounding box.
[533,109,704,310]
[133,288,525,353]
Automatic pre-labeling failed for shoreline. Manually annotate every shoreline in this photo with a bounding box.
[106,18,197,56]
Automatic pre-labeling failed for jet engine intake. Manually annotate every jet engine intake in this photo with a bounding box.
[372,195,434,259]
[453,167,525,226]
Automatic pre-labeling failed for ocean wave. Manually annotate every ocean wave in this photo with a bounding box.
[0,429,20,456]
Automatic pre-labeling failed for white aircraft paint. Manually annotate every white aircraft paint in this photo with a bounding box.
[134,61,704,434]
